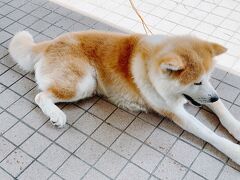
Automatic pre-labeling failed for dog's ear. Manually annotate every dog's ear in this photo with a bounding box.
[210,43,227,56]
[160,54,185,71]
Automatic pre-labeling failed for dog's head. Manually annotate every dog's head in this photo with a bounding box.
[148,36,227,106]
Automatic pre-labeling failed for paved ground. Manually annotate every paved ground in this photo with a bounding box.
[0,0,240,179]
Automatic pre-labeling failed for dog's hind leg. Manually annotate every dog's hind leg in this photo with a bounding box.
[35,92,67,127]
[165,106,240,165]
[35,74,96,128]
[207,100,240,141]
[34,63,97,128]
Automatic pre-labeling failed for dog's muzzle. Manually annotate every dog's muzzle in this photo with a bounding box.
[183,94,219,107]
[183,94,201,107]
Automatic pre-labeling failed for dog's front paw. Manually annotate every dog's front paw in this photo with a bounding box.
[50,111,67,128]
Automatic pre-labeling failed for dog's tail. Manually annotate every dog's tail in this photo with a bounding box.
[9,31,46,72]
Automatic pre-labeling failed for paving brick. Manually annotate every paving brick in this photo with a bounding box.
[31,7,51,18]
[8,0,28,8]
[75,138,106,165]
[0,31,12,44]
[18,15,38,26]
[0,149,33,177]
[82,168,109,180]
[0,17,14,29]
[4,22,26,34]
[153,157,188,180]
[217,83,239,102]
[91,123,121,146]
[7,9,26,21]
[0,112,18,134]
[73,112,102,135]
[61,104,84,124]
[38,122,68,141]
[7,98,36,119]
[218,165,240,180]
[10,77,35,95]
[191,152,224,180]
[146,128,177,154]
[19,2,38,13]
[38,144,70,171]
[95,150,127,179]
[106,109,135,130]
[111,133,142,159]
[0,137,15,161]
[159,118,183,136]
[30,20,51,32]
[126,118,155,141]
[0,5,15,16]
[116,163,150,180]
[4,122,34,146]
[138,112,163,126]
[20,132,51,158]
[184,171,205,180]
[0,89,20,108]
[132,144,163,173]
[0,168,14,180]
[56,127,87,152]
[56,156,90,179]
[89,100,116,120]
[18,161,52,180]
[168,140,199,166]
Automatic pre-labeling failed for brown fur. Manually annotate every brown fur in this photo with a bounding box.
[74,32,141,92]
[33,31,226,101]
[156,36,226,84]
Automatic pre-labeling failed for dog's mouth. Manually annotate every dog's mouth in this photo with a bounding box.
[183,94,201,107]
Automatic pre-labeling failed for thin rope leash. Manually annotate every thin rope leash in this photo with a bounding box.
[129,0,153,35]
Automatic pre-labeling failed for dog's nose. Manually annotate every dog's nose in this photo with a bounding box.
[210,96,219,102]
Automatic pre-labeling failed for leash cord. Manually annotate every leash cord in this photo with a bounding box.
[129,0,153,35]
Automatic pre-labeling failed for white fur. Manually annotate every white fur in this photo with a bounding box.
[34,62,96,126]
[132,54,166,110]
[183,75,218,104]
[207,101,240,140]
[131,53,240,165]
[35,92,66,127]
[34,74,96,127]
[9,31,40,71]
[34,60,52,91]
[174,106,240,165]
[74,72,96,102]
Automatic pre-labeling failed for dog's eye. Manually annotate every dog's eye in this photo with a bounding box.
[194,82,202,85]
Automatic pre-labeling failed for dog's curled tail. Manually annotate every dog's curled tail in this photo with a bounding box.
[9,31,44,72]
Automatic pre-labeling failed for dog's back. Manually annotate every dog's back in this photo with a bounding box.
[9,30,147,111]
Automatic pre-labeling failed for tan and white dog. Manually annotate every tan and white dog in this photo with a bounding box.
[9,30,240,164]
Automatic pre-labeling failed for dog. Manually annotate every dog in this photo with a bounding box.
[9,30,240,165]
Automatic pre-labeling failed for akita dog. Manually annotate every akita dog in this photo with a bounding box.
[9,30,240,164]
